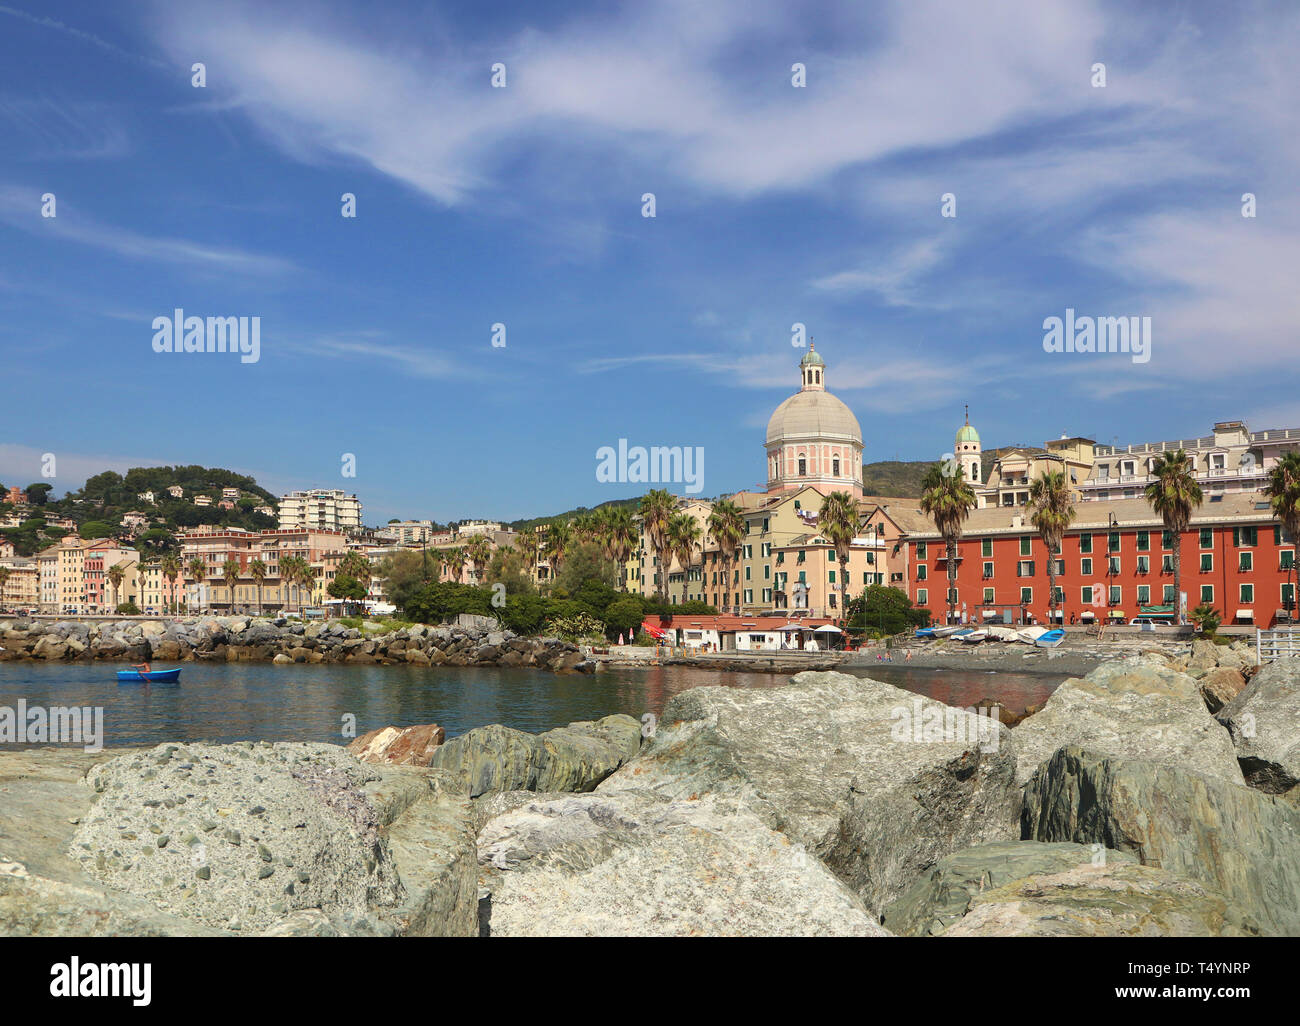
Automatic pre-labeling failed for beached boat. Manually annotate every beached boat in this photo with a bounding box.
[914,627,937,639]
[1016,625,1049,644]
[1035,629,1066,648]
[950,628,976,639]
[987,625,1019,642]
[961,629,988,643]
[116,668,181,684]
[931,626,963,637]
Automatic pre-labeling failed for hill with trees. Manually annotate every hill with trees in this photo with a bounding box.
[0,465,280,556]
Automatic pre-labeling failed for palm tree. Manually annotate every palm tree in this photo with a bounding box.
[297,560,317,614]
[639,489,676,603]
[1265,451,1300,623]
[1028,470,1075,627]
[107,562,127,613]
[249,558,267,617]
[186,556,207,613]
[222,558,241,613]
[277,555,307,616]
[600,507,638,590]
[161,553,181,615]
[1144,449,1203,625]
[441,546,466,584]
[465,536,492,585]
[705,498,745,613]
[542,522,571,586]
[666,512,702,605]
[818,492,860,625]
[920,462,978,626]
[0,566,10,607]
[572,512,599,544]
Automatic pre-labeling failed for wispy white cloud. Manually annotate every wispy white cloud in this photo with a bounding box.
[143,0,1111,204]
[286,335,471,381]
[0,96,131,160]
[1077,211,1300,377]
[0,5,170,69]
[0,184,297,276]
[811,238,949,307]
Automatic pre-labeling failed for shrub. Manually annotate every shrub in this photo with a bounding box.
[541,611,606,643]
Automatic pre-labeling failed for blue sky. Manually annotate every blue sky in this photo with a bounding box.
[1,0,1296,523]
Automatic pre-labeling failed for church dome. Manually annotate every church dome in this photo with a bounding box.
[799,347,825,368]
[956,423,980,444]
[766,390,862,447]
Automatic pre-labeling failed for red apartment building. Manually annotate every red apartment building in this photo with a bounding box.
[906,494,1297,628]
[178,526,349,611]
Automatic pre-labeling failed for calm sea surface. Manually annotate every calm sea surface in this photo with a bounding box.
[0,661,1064,749]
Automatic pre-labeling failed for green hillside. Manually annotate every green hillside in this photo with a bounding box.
[0,466,279,556]
[860,447,1045,499]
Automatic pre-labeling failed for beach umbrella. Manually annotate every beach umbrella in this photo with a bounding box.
[813,624,842,633]
[618,632,625,646]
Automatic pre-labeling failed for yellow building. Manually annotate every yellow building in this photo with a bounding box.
[0,558,40,609]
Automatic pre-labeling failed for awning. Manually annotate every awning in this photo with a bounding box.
[778,623,805,632]
[1235,609,1254,620]
[640,620,670,640]
[1107,610,1125,618]
[1080,611,1096,620]
[1140,604,1175,614]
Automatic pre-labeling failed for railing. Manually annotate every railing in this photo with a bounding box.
[1257,627,1300,663]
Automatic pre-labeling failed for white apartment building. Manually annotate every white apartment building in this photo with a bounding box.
[379,519,436,545]
[457,520,503,536]
[277,489,363,533]
[1080,421,1300,502]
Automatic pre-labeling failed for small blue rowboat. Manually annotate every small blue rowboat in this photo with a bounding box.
[116,668,182,684]
[915,628,937,638]
[1034,630,1066,649]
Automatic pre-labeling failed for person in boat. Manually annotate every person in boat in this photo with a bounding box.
[131,661,152,674]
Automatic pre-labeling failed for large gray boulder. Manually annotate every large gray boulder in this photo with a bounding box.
[597,670,1019,912]
[377,770,478,937]
[884,841,1137,936]
[1022,746,1300,935]
[1217,658,1300,794]
[429,716,641,798]
[477,791,886,937]
[71,742,405,933]
[1,860,223,936]
[940,860,1260,937]
[1012,656,1242,786]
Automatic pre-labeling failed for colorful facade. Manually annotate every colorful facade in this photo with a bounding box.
[906,494,1298,627]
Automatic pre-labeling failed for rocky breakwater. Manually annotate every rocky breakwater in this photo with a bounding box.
[9,655,1300,937]
[474,670,1021,934]
[0,616,592,672]
[2,741,481,936]
[883,654,1300,936]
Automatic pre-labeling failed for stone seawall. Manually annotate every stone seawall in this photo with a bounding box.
[0,616,593,673]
